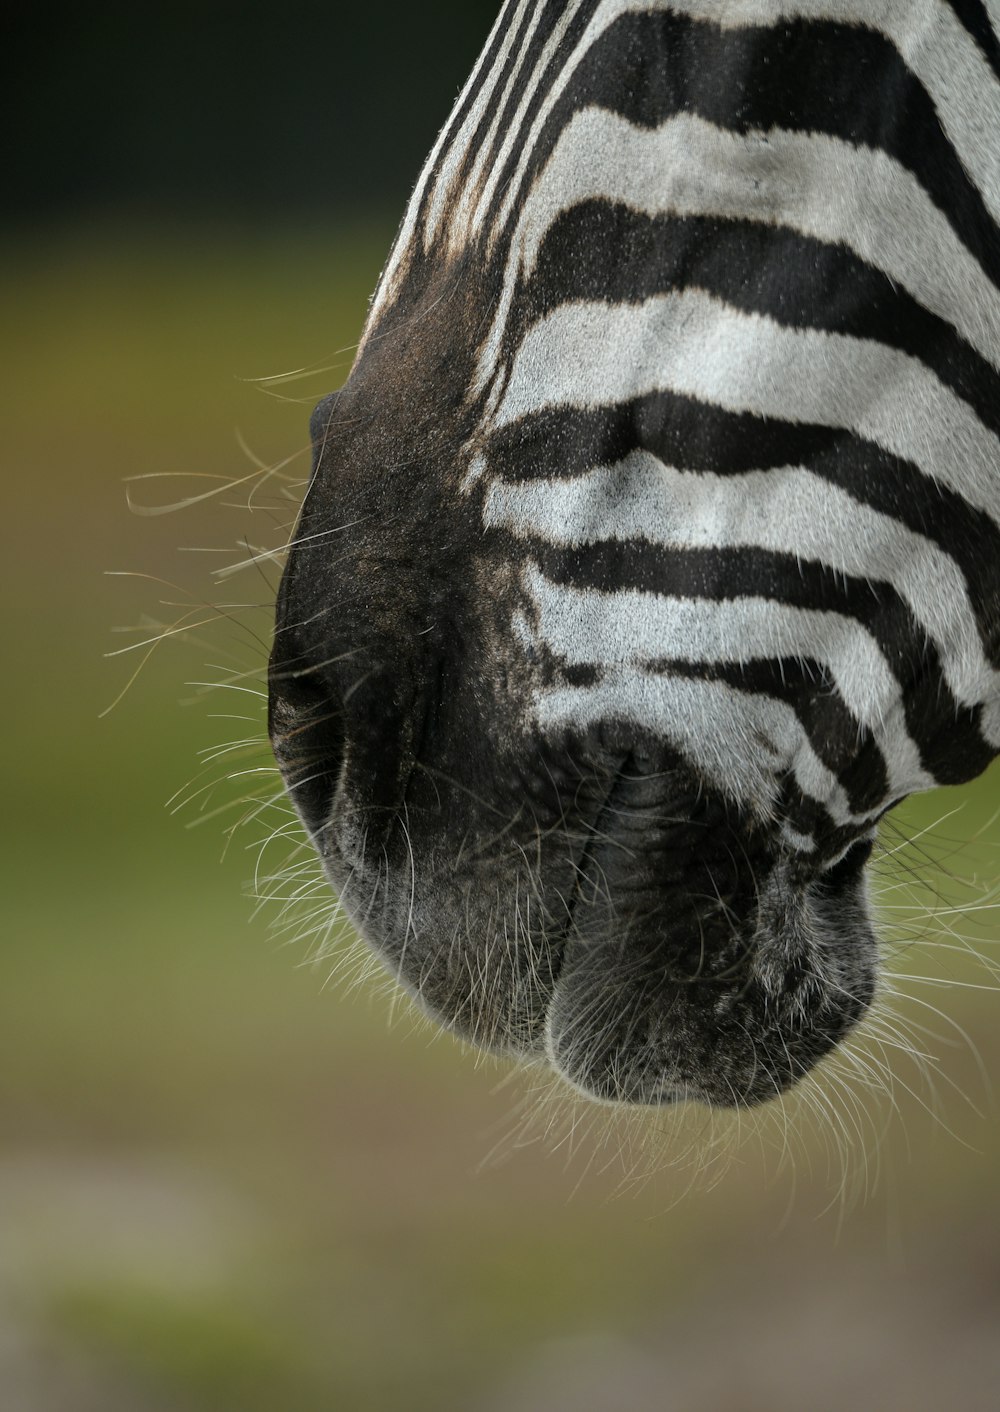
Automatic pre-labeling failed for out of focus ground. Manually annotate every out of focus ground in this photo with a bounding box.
[4,227,1000,1411]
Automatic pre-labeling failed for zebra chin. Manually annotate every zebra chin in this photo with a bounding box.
[268,680,879,1110]
[269,664,881,1110]
[284,778,879,1111]
[541,853,879,1110]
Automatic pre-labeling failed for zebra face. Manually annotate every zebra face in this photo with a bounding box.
[269,0,1000,1111]
[269,370,879,1111]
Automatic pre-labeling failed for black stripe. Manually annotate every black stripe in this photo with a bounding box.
[498,12,1000,289]
[545,641,887,816]
[517,202,1000,441]
[523,537,996,785]
[483,397,1000,665]
[945,0,1000,85]
[779,790,885,852]
[457,0,542,177]
[465,0,606,242]
[659,655,888,814]
[431,0,570,238]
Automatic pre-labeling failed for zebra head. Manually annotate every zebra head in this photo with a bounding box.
[269,0,1000,1109]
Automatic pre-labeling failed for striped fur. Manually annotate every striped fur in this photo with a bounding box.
[270,1,1000,1108]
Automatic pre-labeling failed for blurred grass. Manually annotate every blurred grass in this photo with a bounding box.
[3,223,1000,1411]
[49,1284,326,1412]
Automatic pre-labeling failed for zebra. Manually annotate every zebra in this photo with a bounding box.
[268,0,1000,1111]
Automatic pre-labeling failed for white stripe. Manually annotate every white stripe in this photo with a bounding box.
[668,0,1000,229]
[538,671,863,824]
[529,563,893,730]
[485,452,1000,710]
[514,108,1000,373]
[462,5,585,242]
[493,291,1000,526]
[471,0,1000,393]
[526,562,935,799]
[369,0,1000,363]
[780,822,817,854]
[981,697,1000,748]
[441,2,551,247]
[471,0,668,398]
[479,0,661,239]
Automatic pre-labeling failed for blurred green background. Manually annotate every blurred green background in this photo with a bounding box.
[5,7,1000,1410]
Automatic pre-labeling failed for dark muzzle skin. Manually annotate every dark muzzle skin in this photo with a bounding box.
[269,474,880,1111]
[266,262,882,1113]
[537,768,878,1108]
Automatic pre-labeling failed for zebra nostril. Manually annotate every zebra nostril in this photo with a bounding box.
[268,674,346,836]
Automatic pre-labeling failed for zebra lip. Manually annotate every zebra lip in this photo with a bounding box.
[507,765,634,1033]
[557,756,640,936]
[559,752,703,922]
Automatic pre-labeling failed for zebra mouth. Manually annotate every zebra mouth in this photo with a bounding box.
[540,920,876,1109]
[399,756,877,1110]
[269,681,878,1110]
[540,823,878,1109]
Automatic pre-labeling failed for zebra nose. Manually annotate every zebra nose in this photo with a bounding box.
[267,674,346,837]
